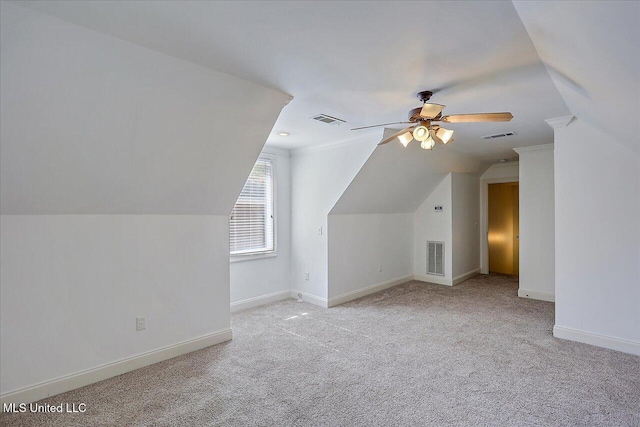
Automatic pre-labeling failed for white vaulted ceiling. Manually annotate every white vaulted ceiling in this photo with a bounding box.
[514,1,640,155]
[1,2,290,214]
[18,0,571,161]
[331,129,484,215]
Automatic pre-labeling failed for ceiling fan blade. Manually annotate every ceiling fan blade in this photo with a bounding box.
[351,121,413,131]
[378,126,415,145]
[439,112,513,123]
[420,103,445,119]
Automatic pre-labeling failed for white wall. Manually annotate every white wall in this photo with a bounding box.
[0,216,230,395]
[327,213,413,304]
[514,145,555,302]
[414,174,453,284]
[230,148,292,306]
[0,3,288,398]
[553,119,639,355]
[513,2,639,354]
[479,163,520,274]
[290,137,377,302]
[326,129,483,300]
[451,173,481,280]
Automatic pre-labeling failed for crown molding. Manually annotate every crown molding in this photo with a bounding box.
[513,144,554,154]
[489,161,519,169]
[545,115,576,129]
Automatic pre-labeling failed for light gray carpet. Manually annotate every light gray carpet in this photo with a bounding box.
[2,274,639,426]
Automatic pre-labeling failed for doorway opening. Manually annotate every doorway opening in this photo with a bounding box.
[488,182,519,275]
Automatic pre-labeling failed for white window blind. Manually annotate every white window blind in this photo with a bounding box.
[230,158,274,255]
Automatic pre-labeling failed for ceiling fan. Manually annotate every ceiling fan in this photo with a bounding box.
[352,91,513,150]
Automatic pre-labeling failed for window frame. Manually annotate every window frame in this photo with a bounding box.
[229,153,277,262]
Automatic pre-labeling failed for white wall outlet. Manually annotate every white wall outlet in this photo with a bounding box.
[378,264,383,272]
[305,272,309,281]
[317,226,323,235]
[136,316,146,331]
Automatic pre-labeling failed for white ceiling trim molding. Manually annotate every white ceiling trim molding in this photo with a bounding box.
[487,161,520,169]
[545,116,576,130]
[513,144,554,154]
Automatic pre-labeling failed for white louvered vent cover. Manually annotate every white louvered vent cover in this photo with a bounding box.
[427,241,444,276]
[481,131,517,140]
[309,114,346,125]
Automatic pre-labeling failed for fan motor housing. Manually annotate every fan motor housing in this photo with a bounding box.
[417,90,433,102]
[410,90,436,121]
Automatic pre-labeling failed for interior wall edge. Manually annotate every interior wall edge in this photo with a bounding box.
[518,288,555,302]
[289,290,328,308]
[452,269,481,286]
[553,325,640,356]
[327,275,413,308]
[414,275,453,287]
[230,290,291,313]
[0,329,233,406]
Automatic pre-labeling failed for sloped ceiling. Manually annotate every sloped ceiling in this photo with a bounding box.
[17,0,569,160]
[330,129,483,214]
[513,1,640,155]
[333,1,639,215]
[0,2,290,214]
[8,1,634,217]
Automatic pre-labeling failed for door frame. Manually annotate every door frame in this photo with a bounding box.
[480,176,519,274]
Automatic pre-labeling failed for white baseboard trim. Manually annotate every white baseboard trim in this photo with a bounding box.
[518,288,555,302]
[414,274,453,286]
[231,290,291,313]
[0,329,233,407]
[327,275,413,307]
[453,269,480,285]
[290,290,328,308]
[553,325,640,356]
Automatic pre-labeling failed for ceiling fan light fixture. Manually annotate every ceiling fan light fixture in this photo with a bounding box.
[413,124,430,142]
[397,132,413,147]
[420,135,436,150]
[352,89,512,153]
[436,127,454,144]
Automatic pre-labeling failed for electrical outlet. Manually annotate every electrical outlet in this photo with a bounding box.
[305,272,309,281]
[378,264,383,272]
[317,226,323,235]
[136,317,146,331]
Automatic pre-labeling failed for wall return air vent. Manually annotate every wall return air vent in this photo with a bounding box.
[310,114,346,125]
[481,131,517,140]
[427,241,444,276]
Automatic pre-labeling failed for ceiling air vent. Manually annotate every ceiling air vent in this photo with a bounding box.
[310,114,346,126]
[482,131,517,140]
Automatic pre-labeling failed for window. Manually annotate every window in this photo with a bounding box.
[230,157,275,256]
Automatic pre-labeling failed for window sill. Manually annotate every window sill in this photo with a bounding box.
[230,252,277,263]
